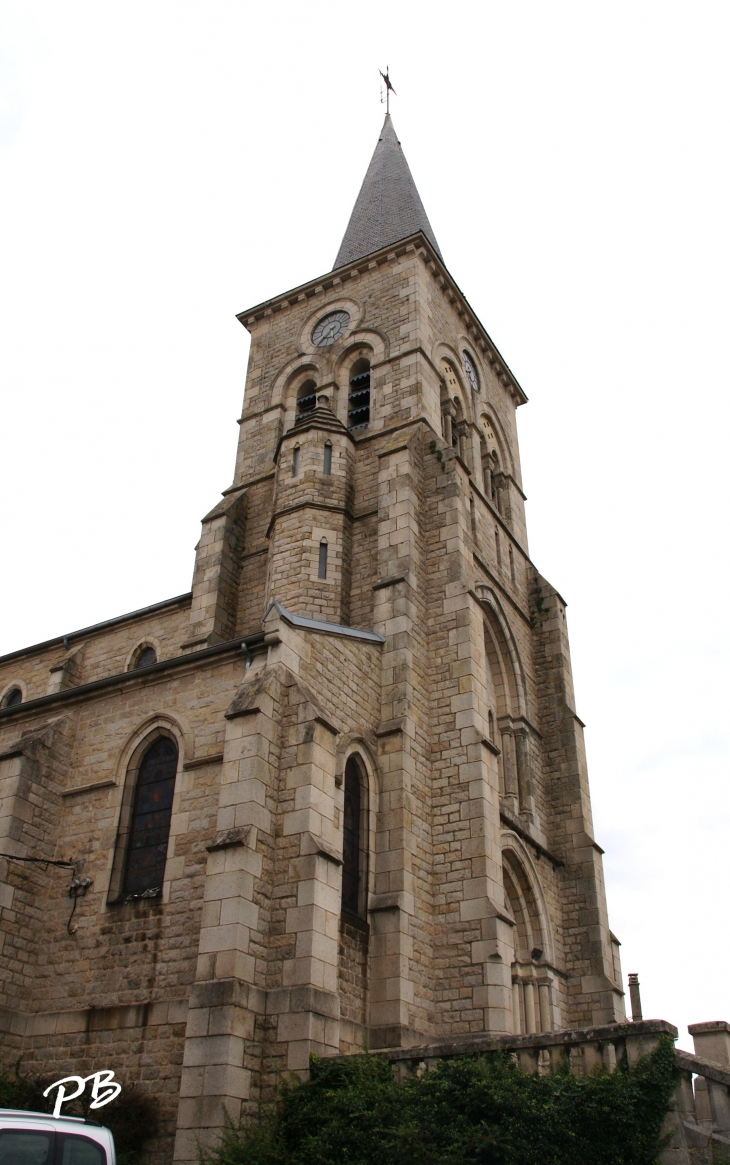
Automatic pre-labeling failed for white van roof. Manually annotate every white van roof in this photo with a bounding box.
[0,1111,86,1122]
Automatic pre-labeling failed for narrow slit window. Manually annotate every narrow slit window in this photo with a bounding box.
[293,446,300,476]
[509,544,516,585]
[342,756,365,917]
[323,442,332,474]
[318,541,328,579]
[495,528,502,568]
[122,736,178,897]
[488,709,495,741]
[470,495,477,539]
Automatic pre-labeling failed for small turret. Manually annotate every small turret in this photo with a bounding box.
[267,394,354,624]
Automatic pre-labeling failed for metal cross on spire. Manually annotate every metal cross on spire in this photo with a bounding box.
[379,67,396,114]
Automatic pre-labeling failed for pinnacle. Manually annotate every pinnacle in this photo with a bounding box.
[333,114,442,270]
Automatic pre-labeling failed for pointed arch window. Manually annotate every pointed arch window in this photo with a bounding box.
[2,687,22,709]
[122,736,178,898]
[348,359,370,430]
[133,645,157,670]
[342,756,368,918]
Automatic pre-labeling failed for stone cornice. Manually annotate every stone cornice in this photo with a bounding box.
[266,499,351,540]
[236,232,527,407]
[0,633,265,724]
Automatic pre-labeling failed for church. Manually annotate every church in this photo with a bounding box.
[0,114,629,1161]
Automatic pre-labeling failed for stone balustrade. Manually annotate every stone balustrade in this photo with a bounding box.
[339,1020,730,1164]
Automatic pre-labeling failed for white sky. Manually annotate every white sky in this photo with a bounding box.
[1,1,728,1049]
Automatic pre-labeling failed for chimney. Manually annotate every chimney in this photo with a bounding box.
[628,973,642,1022]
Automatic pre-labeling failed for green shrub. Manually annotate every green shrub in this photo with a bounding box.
[204,1036,678,1165]
[0,1061,159,1165]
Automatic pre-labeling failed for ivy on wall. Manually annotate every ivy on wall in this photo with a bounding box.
[205,1037,678,1165]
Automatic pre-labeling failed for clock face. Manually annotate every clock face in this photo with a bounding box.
[462,350,480,392]
[312,310,350,347]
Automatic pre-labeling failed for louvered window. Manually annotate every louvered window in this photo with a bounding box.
[348,361,370,430]
[296,380,317,418]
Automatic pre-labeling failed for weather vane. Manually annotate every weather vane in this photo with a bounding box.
[379,67,396,115]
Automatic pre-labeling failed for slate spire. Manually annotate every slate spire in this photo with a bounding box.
[333,114,442,270]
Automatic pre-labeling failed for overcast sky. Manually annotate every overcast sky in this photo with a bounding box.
[1,1,728,1047]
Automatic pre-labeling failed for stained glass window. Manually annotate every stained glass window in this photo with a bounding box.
[123,736,177,897]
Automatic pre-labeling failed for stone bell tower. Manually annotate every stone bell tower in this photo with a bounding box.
[170,112,626,1156]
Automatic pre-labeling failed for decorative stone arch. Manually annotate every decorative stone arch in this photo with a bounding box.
[271,358,325,426]
[501,831,554,964]
[501,831,559,1033]
[475,586,528,718]
[476,586,534,814]
[334,330,387,379]
[0,680,26,707]
[477,408,514,477]
[433,341,473,417]
[106,712,192,906]
[298,297,364,355]
[334,337,383,431]
[125,635,162,672]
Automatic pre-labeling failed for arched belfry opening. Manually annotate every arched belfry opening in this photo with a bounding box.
[348,359,370,430]
[296,379,317,418]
